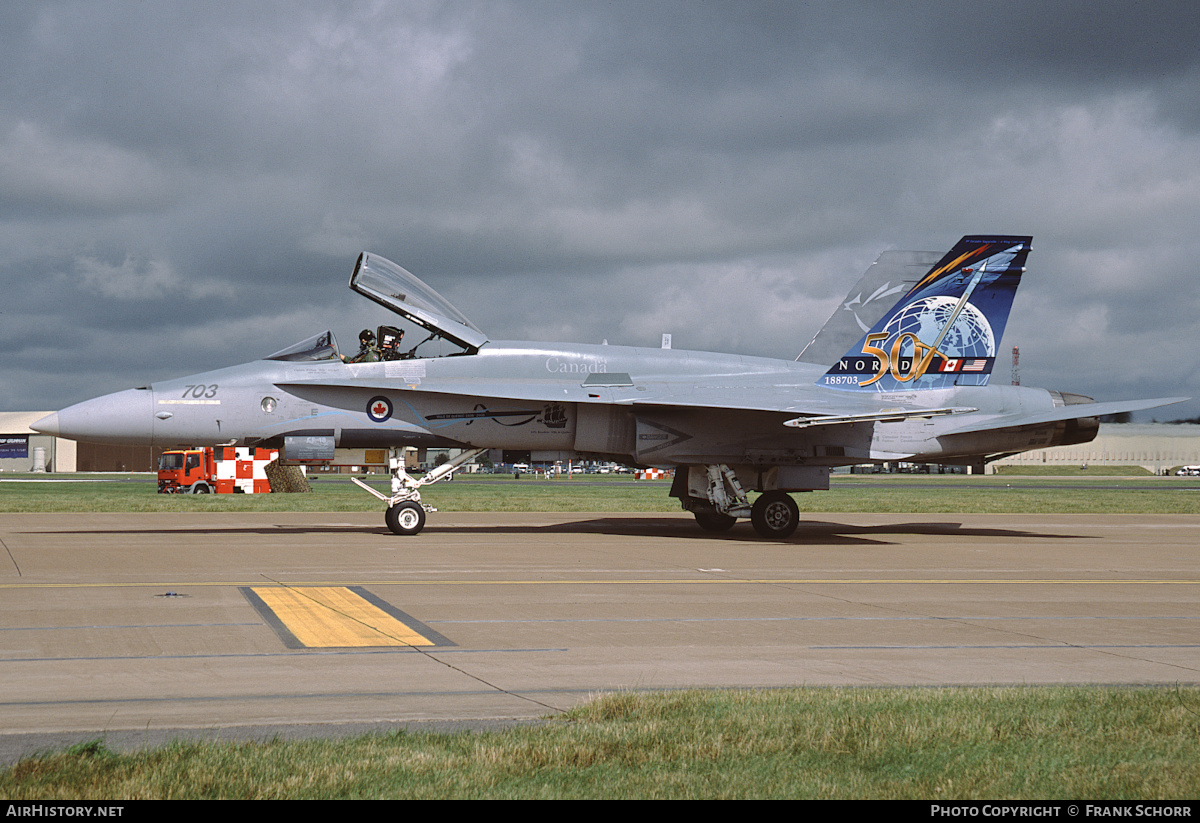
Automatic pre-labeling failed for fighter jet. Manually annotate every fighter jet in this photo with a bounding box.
[33,235,1185,538]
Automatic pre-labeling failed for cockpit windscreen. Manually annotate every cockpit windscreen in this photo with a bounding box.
[266,330,341,361]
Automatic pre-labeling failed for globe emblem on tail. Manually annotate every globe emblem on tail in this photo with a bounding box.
[882,295,995,361]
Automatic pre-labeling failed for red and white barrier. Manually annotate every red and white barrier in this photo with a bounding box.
[213,447,277,494]
[636,468,669,480]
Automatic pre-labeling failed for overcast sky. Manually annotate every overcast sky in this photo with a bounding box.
[2,1,1198,421]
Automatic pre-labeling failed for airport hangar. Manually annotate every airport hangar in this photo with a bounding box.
[3,410,1198,476]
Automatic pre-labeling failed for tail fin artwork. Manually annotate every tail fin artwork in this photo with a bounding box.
[818,235,1031,392]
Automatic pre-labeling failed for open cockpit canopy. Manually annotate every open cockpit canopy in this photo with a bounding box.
[350,252,488,353]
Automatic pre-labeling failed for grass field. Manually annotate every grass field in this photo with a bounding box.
[2,471,1198,514]
[3,688,1198,799]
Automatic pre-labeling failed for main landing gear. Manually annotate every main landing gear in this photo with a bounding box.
[694,510,737,532]
[352,447,487,536]
[676,464,803,539]
[749,490,800,539]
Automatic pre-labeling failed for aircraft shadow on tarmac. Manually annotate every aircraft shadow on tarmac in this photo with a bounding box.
[28,518,1090,547]
[446,517,1094,547]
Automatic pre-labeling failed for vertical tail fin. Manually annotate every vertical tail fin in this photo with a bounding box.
[818,235,1031,392]
[797,249,941,365]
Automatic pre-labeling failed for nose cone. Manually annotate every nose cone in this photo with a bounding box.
[31,411,60,435]
[32,388,155,444]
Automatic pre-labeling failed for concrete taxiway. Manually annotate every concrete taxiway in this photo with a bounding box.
[2,511,1199,758]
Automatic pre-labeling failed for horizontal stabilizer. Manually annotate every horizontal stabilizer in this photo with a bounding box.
[940,397,1189,436]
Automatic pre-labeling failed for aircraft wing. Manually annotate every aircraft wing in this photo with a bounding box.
[276,370,1188,437]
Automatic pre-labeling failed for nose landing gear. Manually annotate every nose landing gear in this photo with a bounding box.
[352,447,487,535]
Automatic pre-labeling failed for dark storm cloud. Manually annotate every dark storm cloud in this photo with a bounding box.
[2,1,1198,419]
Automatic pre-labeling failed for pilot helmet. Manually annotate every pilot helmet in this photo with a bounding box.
[359,328,376,344]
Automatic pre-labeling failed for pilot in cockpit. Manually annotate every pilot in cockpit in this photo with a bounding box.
[344,328,380,363]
